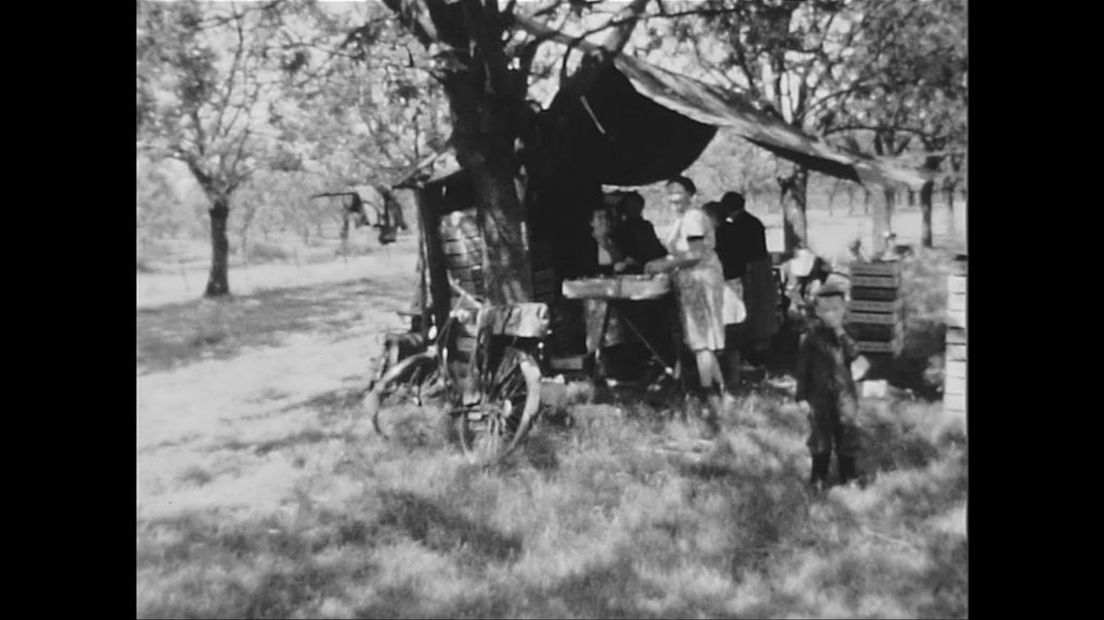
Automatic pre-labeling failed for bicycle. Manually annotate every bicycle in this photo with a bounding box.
[363,282,551,465]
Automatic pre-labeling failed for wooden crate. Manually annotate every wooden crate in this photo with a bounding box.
[948,290,967,312]
[849,299,903,313]
[850,261,903,277]
[856,337,902,354]
[850,287,900,302]
[944,393,966,413]
[946,359,966,378]
[851,274,901,289]
[849,322,903,341]
[946,343,967,361]
[946,309,966,329]
[846,311,899,325]
[943,266,967,413]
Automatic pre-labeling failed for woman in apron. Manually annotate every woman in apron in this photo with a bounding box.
[645,176,726,433]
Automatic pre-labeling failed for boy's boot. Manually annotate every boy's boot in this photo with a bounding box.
[702,385,723,437]
[837,455,858,486]
[810,454,830,494]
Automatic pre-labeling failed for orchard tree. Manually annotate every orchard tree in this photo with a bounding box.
[820,0,967,249]
[137,0,308,297]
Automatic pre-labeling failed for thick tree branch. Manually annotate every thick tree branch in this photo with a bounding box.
[381,0,439,49]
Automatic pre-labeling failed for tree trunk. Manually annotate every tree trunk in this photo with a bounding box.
[872,188,895,256]
[470,152,533,304]
[847,183,855,214]
[907,188,916,207]
[778,167,809,252]
[339,215,350,255]
[205,196,231,297]
[827,179,838,216]
[920,180,935,248]
[919,154,944,249]
[240,230,250,265]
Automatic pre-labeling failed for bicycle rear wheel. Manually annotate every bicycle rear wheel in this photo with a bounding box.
[455,347,541,465]
[365,352,438,439]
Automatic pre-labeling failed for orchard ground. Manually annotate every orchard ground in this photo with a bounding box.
[137,202,967,618]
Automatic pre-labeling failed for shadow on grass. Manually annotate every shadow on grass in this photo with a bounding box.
[137,278,409,375]
[373,489,523,564]
[213,428,354,456]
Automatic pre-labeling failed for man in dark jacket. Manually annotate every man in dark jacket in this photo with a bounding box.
[612,192,667,274]
[713,192,779,384]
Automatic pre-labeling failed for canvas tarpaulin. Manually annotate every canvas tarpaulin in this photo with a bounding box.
[610,55,927,188]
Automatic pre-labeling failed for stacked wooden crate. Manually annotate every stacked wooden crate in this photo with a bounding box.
[944,256,967,414]
[846,261,904,355]
[439,209,485,301]
[438,209,483,384]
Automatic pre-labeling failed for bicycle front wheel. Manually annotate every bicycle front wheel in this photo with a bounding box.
[455,347,542,465]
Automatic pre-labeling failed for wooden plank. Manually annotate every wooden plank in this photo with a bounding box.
[944,394,966,412]
[848,299,903,313]
[850,287,900,301]
[846,312,900,325]
[945,360,967,379]
[850,322,903,341]
[849,261,903,277]
[946,327,967,344]
[948,275,967,294]
[944,376,966,395]
[946,343,968,361]
[851,274,901,289]
[947,309,967,328]
[948,291,967,312]
[856,340,900,353]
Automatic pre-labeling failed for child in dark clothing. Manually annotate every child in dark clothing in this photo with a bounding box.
[794,282,868,493]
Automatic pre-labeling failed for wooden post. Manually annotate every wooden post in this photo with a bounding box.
[416,184,451,331]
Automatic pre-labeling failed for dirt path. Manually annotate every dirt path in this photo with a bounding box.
[137,249,419,521]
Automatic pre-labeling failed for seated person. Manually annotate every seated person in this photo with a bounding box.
[582,205,628,370]
[588,204,623,276]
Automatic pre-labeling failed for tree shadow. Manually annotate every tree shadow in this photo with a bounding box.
[373,489,523,565]
[137,278,410,375]
[210,428,355,456]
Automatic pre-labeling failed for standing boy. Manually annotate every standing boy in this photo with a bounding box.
[794,282,867,493]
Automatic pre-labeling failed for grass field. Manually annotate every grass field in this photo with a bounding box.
[137,205,966,618]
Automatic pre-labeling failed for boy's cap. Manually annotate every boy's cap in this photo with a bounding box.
[815,281,848,298]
